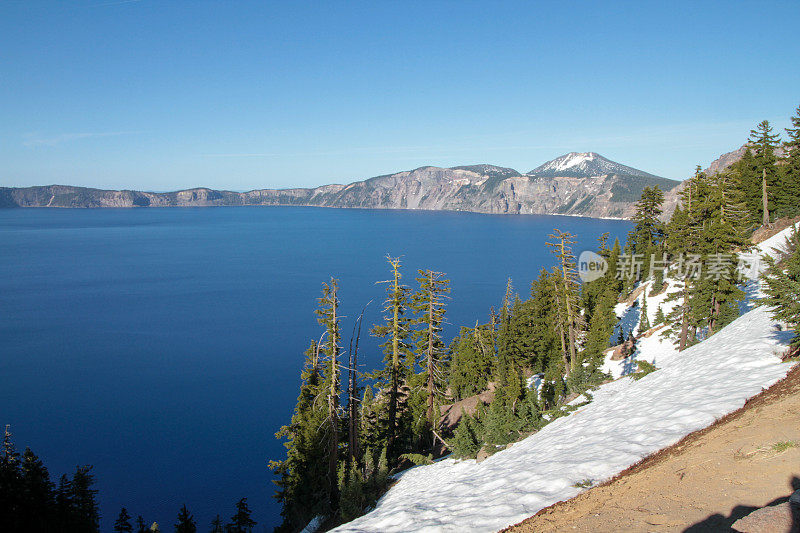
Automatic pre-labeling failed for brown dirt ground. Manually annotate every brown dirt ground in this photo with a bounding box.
[503,363,800,532]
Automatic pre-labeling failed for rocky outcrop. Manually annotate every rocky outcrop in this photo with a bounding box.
[704,144,788,175]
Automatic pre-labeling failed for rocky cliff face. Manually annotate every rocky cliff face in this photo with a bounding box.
[1,153,683,219]
[704,144,788,175]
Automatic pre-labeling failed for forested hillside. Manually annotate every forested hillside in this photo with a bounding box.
[270,105,800,532]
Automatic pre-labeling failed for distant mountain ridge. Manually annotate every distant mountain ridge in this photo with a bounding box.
[1,152,682,219]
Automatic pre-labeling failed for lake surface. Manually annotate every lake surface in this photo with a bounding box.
[0,206,631,531]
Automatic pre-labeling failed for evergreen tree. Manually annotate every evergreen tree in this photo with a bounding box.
[114,508,134,532]
[448,324,494,400]
[581,287,617,382]
[174,504,196,533]
[410,269,450,450]
[528,270,561,374]
[316,278,343,512]
[628,186,666,281]
[450,410,483,459]
[638,296,651,333]
[209,515,223,533]
[654,305,666,326]
[226,498,256,533]
[270,338,331,530]
[19,447,54,531]
[759,229,800,355]
[780,104,800,218]
[748,120,782,223]
[546,230,584,374]
[136,516,148,533]
[729,147,760,224]
[1,424,21,524]
[69,465,100,533]
[371,257,414,466]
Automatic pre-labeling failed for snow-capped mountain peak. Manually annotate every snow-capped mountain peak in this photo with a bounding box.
[527,152,661,179]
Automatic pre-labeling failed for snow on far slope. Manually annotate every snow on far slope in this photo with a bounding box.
[526,152,663,179]
[333,223,799,533]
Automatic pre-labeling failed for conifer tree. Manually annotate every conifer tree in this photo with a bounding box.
[69,465,100,533]
[759,229,800,355]
[528,269,561,373]
[638,296,650,333]
[136,516,148,533]
[546,230,584,374]
[19,447,54,531]
[450,410,483,459]
[174,504,196,533]
[748,120,782,224]
[226,498,256,533]
[270,339,331,530]
[654,305,666,326]
[209,515,223,533]
[448,324,494,400]
[114,508,134,532]
[582,288,616,377]
[780,104,800,218]
[316,278,343,511]
[345,301,369,473]
[629,186,666,281]
[371,257,414,466]
[1,424,21,523]
[410,269,450,449]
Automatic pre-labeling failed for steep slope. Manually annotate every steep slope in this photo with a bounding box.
[329,225,798,533]
[506,364,800,532]
[1,153,682,219]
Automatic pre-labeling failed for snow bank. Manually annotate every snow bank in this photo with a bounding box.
[335,308,792,532]
[332,223,798,533]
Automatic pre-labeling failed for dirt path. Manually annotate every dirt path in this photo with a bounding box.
[504,363,800,532]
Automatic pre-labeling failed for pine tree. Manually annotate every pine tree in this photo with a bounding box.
[780,104,800,218]
[450,410,483,459]
[628,186,666,282]
[638,296,651,333]
[448,324,494,400]
[345,301,369,472]
[135,516,148,533]
[69,465,99,533]
[226,498,256,533]
[654,305,666,326]
[209,515,223,533]
[20,447,54,531]
[546,230,584,374]
[582,287,617,379]
[759,229,800,355]
[174,504,196,533]
[371,257,414,466]
[316,278,343,512]
[270,339,332,530]
[114,508,134,532]
[748,120,782,224]
[410,269,450,450]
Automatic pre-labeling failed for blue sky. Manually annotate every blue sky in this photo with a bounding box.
[2,1,799,191]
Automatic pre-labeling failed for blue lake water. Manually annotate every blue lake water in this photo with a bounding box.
[0,206,631,531]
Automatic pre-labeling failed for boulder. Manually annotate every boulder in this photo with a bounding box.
[731,490,800,532]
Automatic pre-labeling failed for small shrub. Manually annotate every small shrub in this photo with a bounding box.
[631,360,657,380]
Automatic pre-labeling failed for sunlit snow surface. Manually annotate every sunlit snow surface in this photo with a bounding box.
[333,224,798,533]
